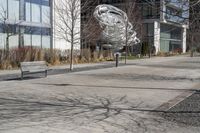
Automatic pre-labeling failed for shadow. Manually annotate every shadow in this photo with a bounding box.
[36,83,197,92]
[4,75,47,81]
[0,92,199,132]
[81,73,200,82]
[0,94,143,131]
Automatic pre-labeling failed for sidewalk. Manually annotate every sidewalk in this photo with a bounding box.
[0,55,200,133]
[0,61,116,75]
[0,55,192,81]
[0,60,126,81]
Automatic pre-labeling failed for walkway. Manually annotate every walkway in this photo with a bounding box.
[0,56,200,133]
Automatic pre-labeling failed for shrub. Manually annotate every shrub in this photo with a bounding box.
[172,48,182,54]
[0,48,114,69]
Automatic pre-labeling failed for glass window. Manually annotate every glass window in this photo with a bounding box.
[0,33,6,49]
[160,40,170,52]
[161,24,181,40]
[9,35,19,48]
[8,0,19,20]
[0,0,7,20]
[142,4,149,18]
[31,27,41,47]
[143,23,154,37]
[170,41,181,51]
[25,0,31,22]
[147,23,154,36]
[41,28,50,48]
[32,35,41,47]
[24,34,31,46]
[41,0,49,6]
[42,4,50,24]
[0,24,4,31]
[42,36,50,48]
[31,0,41,22]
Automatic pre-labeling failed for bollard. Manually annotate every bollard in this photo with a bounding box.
[116,53,119,67]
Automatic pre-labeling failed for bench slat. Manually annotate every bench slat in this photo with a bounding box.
[20,61,48,79]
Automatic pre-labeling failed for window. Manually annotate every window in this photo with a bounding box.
[142,2,160,19]
[0,0,7,19]
[42,36,50,48]
[143,23,154,37]
[160,24,182,52]
[41,28,50,48]
[41,0,50,24]
[31,0,41,22]
[8,0,19,20]
[24,34,31,46]
[0,33,6,49]
[0,24,5,49]
[0,24,4,33]
[31,27,41,47]
[25,0,31,22]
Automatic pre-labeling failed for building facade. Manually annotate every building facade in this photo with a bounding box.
[141,0,189,54]
[81,0,189,54]
[0,0,189,54]
[0,0,52,50]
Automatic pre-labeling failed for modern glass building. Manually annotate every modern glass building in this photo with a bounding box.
[0,0,52,50]
[138,0,189,53]
[81,0,189,54]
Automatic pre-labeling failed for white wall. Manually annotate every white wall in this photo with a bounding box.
[182,27,187,53]
[154,21,160,54]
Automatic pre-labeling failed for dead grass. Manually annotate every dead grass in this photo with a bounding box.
[0,48,114,70]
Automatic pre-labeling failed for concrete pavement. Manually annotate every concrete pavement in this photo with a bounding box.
[0,56,200,132]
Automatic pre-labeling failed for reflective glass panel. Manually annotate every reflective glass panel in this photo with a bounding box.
[25,0,31,22]
[0,0,7,20]
[8,0,19,20]
[31,0,41,22]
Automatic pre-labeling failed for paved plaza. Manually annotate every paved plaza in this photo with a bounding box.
[0,56,200,133]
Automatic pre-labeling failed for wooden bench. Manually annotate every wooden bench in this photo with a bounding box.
[20,61,48,80]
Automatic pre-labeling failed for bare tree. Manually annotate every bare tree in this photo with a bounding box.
[54,0,80,71]
[54,0,92,71]
[81,0,103,59]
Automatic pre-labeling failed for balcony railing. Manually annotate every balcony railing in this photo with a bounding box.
[165,14,188,24]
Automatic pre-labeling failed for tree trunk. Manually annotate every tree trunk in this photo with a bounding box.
[70,41,74,71]
[6,36,9,59]
[190,35,194,57]
[148,43,151,58]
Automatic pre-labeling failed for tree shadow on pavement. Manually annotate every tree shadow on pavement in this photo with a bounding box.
[0,92,178,133]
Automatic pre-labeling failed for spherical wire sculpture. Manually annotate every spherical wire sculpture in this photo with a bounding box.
[93,4,140,50]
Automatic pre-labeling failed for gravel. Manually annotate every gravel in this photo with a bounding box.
[161,91,200,127]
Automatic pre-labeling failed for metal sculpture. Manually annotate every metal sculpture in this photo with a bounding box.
[94,4,140,50]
